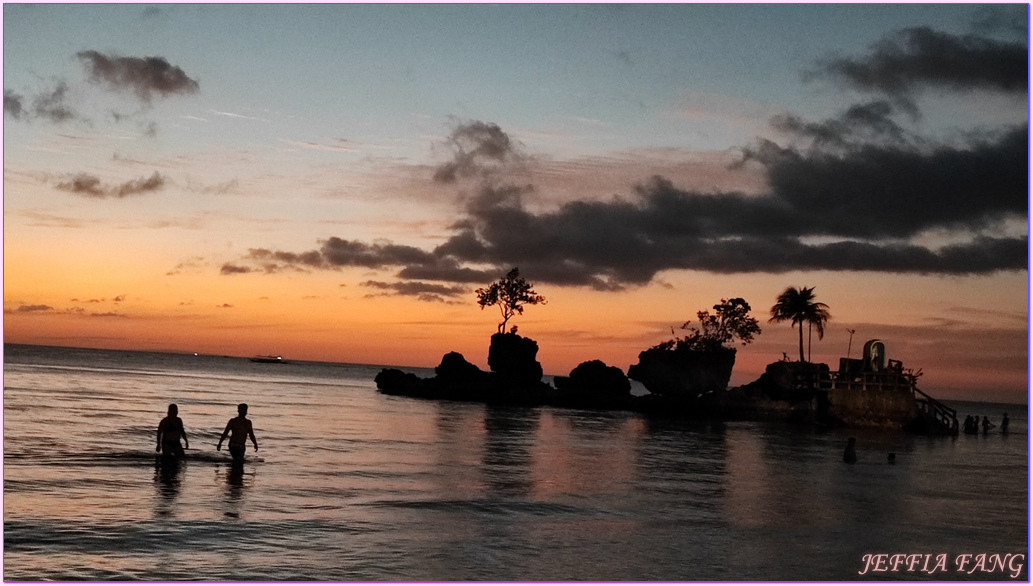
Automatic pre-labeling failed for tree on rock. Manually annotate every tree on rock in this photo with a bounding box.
[476,267,546,334]
[656,297,762,352]
[630,297,760,398]
[769,286,830,363]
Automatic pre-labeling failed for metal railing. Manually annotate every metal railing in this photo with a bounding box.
[913,385,959,435]
[793,370,913,393]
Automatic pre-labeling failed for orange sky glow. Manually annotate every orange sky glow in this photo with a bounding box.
[4,4,1028,406]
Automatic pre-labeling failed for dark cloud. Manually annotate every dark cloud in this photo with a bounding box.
[362,280,468,303]
[17,304,54,312]
[4,90,25,119]
[77,51,200,102]
[808,27,1028,106]
[396,259,494,284]
[56,173,105,197]
[224,110,1027,290]
[744,124,1027,239]
[55,171,167,198]
[220,263,253,275]
[115,172,165,197]
[406,134,1026,287]
[321,237,435,268]
[433,120,526,183]
[771,100,915,149]
[231,238,441,274]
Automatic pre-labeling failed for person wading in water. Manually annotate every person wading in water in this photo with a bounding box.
[217,403,259,465]
[156,403,190,458]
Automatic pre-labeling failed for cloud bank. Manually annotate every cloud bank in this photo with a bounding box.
[220,28,1027,291]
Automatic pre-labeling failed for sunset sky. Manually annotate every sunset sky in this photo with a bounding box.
[3,4,1028,403]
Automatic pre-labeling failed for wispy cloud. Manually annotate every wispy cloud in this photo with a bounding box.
[281,139,357,153]
[55,171,167,198]
[361,280,468,303]
[208,109,259,120]
[672,92,778,127]
[16,304,55,312]
[4,83,78,123]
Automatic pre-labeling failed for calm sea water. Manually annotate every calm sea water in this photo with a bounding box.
[3,344,1028,581]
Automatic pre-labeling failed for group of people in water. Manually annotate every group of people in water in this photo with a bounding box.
[155,403,259,465]
[963,413,1009,435]
[844,412,1012,464]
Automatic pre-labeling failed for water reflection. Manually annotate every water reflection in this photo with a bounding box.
[482,405,540,498]
[531,411,645,498]
[433,402,485,498]
[153,456,183,518]
[219,463,254,518]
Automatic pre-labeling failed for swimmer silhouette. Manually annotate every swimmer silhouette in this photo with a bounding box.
[156,403,189,458]
[843,437,857,464]
[217,403,258,466]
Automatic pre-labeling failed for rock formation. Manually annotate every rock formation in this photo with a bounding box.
[553,360,633,408]
[487,333,544,385]
[628,346,736,399]
[375,333,552,404]
[555,360,630,396]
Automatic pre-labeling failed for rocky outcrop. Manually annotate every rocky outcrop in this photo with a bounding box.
[376,333,936,433]
[436,351,489,385]
[553,360,633,408]
[628,346,736,398]
[375,335,552,404]
[374,368,426,396]
[554,360,630,396]
[488,333,543,384]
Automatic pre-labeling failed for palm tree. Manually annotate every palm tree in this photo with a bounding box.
[769,286,831,362]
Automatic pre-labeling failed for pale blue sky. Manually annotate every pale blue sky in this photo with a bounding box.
[5,3,1021,161]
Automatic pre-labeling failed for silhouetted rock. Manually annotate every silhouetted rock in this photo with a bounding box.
[435,352,486,383]
[375,368,426,396]
[628,346,735,398]
[555,360,631,397]
[488,333,543,385]
[376,341,551,404]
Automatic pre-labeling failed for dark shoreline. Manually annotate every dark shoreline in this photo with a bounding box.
[5,342,1027,410]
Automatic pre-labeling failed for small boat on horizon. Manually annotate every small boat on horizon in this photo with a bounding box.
[249,355,287,364]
